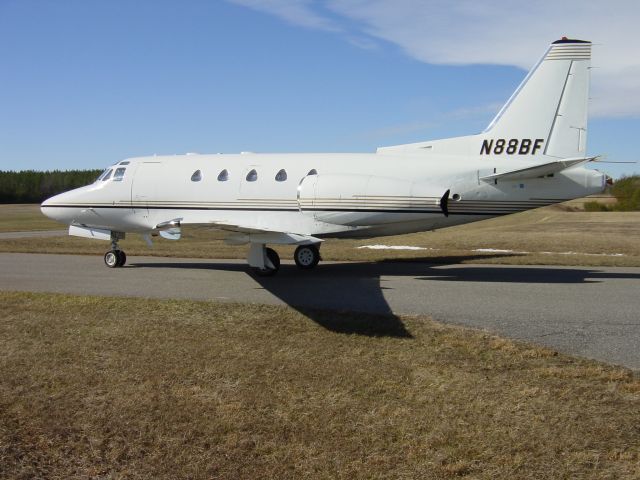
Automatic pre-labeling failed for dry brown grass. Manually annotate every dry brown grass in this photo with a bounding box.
[2,200,640,267]
[0,204,62,232]
[1,291,639,479]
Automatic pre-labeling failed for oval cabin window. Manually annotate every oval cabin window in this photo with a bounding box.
[275,169,287,182]
[217,169,229,181]
[307,169,317,176]
[191,170,202,182]
[246,169,258,182]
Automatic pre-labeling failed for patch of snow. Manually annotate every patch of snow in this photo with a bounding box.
[357,245,432,251]
[472,248,517,254]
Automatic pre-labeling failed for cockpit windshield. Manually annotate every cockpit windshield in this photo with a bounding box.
[113,167,126,181]
[95,166,127,183]
[96,168,111,182]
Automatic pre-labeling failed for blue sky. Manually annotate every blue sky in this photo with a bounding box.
[1,0,638,178]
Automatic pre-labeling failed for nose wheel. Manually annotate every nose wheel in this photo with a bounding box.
[104,249,127,268]
[103,232,127,268]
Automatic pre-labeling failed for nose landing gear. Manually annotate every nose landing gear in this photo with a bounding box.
[104,249,126,268]
[104,232,127,268]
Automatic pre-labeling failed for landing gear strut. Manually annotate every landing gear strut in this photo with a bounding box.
[104,233,126,268]
[252,247,280,277]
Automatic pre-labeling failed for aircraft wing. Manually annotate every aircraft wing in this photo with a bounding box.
[153,218,322,246]
[480,156,598,182]
[207,220,271,235]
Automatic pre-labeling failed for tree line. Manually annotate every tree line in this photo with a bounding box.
[584,175,640,211]
[0,170,102,204]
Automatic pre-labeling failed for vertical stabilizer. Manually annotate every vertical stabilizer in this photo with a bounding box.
[377,38,593,158]
[483,38,591,159]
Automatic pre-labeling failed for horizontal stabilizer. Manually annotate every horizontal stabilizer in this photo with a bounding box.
[480,157,597,182]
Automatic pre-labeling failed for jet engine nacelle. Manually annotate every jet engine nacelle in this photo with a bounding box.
[297,173,448,226]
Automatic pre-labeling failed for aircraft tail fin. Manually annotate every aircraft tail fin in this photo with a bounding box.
[483,38,591,159]
[377,38,593,159]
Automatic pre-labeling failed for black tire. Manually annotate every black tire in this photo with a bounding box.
[294,245,320,270]
[104,250,119,268]
[253,247,280,277]
[116,250,127,267]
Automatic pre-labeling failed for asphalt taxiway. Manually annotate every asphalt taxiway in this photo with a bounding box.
[1,252,639,370]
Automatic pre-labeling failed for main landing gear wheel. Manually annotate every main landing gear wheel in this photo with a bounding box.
[253,247,280,277]
[294,245,320,270]
[104,250,126,268]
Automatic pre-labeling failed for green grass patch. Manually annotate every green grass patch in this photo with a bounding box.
[1,292,638,479]
[583,200,611,212]
[611,176,640,211]
[584,176,640,212]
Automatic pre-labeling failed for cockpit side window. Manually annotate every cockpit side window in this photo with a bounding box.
[113,167,126,182]
[101,169,113,181]
[96,169,110,182]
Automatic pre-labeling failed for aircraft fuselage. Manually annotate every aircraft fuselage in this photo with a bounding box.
[41,151,605,239]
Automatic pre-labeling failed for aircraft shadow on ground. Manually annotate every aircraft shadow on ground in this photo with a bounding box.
[130,255,640,338]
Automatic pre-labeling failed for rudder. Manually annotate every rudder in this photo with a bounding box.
[482,38,591,159]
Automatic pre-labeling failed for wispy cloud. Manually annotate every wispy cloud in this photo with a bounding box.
[226,0,640,118]
[227,0,340,32]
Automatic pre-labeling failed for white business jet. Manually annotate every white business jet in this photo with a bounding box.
[42,38,608,276]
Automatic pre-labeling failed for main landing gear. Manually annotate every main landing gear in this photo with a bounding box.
[253,247,281,277]
[104,233,127,268]
[249,243,322,277]
[294,244,320,270]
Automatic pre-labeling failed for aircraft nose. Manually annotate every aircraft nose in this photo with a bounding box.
[40,191,74,223]
[41,194,59,221]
